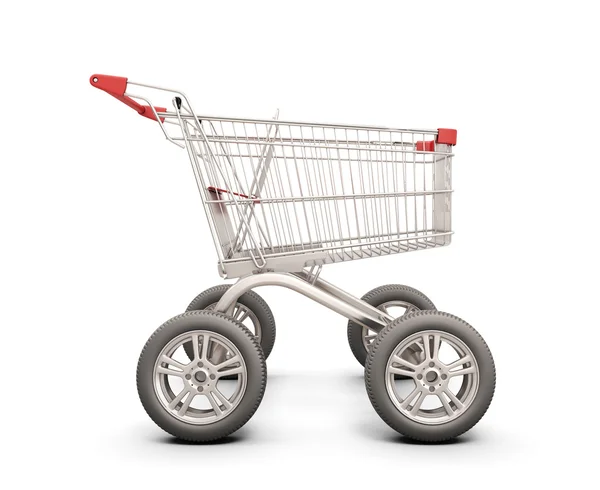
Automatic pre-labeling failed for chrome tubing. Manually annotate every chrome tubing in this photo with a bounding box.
[213,272,389,332]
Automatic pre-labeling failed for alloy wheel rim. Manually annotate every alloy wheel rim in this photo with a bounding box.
[384,329,479,425]
[153,330,247,425]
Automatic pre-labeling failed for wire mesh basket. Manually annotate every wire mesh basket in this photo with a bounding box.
[187,114,454,278]
[91,76,455,278]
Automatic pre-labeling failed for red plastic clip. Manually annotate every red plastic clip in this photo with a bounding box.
[416,140,435,152]
[208,187,260,203]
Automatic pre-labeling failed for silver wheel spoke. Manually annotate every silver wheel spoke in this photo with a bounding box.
[389,366,417,378]
[199,333,209,361]
[446,354,473,371]
[157,366,184,377]
[160,355,186,371]
[236,308,250,323]
[217,366,244,377]
[364,334,377,343]
[422,334,433,360]
[191,334,200,362]
[431,334,441,362]
[214,355,241,371]
[207,392,223,416]
[211,388,233,411]
[411,391,427,412]
[391,355,419,371]
[438,393,454,416]
[448,366,476,377]
[444,389,464,410]
[168,389,190,410]
[177,392,196,416]
[400,387,421,410]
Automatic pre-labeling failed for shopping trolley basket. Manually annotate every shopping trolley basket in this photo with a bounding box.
[91,74,495,443]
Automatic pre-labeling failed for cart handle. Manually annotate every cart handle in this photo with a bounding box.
[90,74,166,122]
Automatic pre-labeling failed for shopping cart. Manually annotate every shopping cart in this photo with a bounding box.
[91,74,495,443]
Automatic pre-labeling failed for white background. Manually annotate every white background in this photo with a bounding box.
[2,0,599,487]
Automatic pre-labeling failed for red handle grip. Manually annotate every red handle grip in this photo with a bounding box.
[90,74,166,121]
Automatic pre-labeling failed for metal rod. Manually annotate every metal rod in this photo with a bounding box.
[213,273,389,331]
[293,271,395,323]
[205,190,452,204]
[153,111,440,134]
[219,231,453,264]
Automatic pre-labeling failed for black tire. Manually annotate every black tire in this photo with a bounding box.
[137,310,267,442]
[365,311,496,442]
[185,285,276,360]
[347,285,436,366]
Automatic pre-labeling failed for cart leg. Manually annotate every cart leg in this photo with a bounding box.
[292,272,395,324]
[213,272,389,332]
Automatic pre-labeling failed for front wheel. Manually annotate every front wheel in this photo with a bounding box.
[137,310,267,442]
[365,311,495,442]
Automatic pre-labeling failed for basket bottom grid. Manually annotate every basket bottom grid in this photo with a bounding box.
[219,231,451,278]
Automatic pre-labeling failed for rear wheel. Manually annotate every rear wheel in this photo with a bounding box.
[184,285,276,361]
[137,310,267,442]
[347,285,436,367]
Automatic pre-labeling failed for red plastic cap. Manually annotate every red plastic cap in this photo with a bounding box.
[416,140,435,152]
[437,128,457,146]
[90,74,127,97]
[89,73,166,122]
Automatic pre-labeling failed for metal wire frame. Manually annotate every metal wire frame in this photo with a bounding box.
[125,83,453,278]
